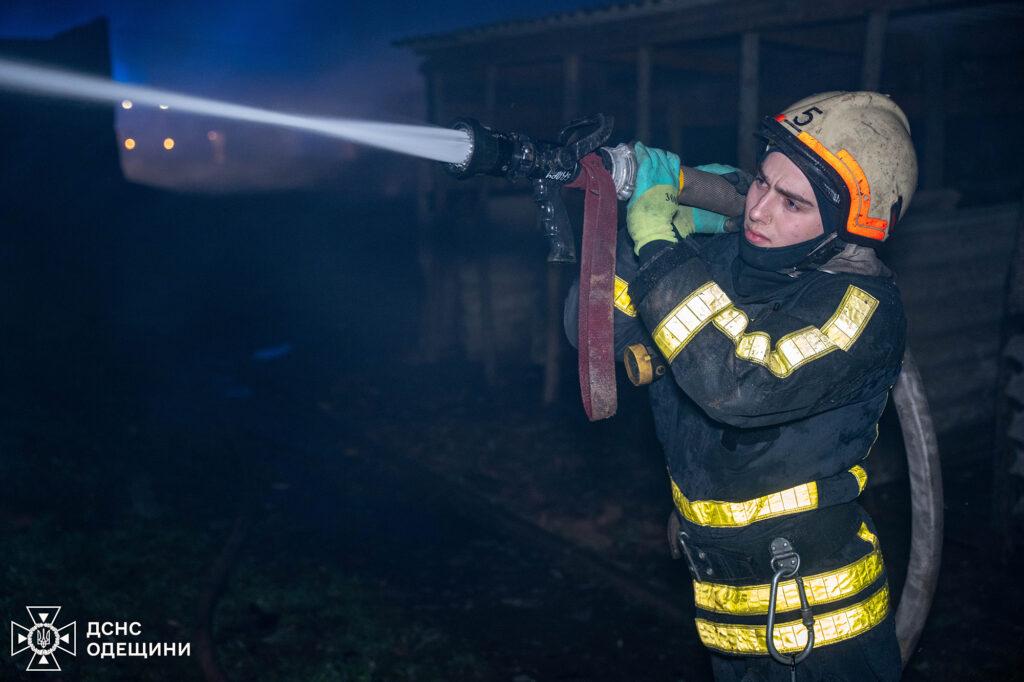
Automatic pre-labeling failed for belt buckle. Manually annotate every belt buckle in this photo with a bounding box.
[677,529,715,581]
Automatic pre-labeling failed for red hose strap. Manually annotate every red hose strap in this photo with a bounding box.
[566,154,618,420]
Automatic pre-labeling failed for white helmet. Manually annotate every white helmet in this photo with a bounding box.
[758,91,918,245]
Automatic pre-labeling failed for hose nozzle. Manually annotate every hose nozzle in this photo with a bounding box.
[445,115,612,185]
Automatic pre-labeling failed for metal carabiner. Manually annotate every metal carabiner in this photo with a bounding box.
[766,537,815,679]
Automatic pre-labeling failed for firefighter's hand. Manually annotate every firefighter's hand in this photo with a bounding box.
[629,142,681,210]
[627,183,684,255]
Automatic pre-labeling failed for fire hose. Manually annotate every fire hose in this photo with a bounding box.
[448,114,942,667]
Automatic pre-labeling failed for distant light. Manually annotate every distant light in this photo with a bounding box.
[163,138,175,150]
[123,138,136,150]
[159,104,169,110]
[207,130,220,141]
[121,99,133,109]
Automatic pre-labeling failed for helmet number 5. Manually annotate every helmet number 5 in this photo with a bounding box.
[791,107,823,127]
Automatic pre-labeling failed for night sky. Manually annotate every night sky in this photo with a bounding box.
[0,1,611,189]
[2,1,609,111]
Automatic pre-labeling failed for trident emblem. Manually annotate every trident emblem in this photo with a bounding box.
[10,606,77,671]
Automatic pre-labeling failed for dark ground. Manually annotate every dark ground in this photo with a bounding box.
[2,337,1023,681]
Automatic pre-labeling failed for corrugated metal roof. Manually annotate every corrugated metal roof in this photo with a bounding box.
[396,0,723,50]
[400,0,1024,54]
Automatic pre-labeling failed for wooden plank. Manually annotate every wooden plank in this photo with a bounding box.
[922,361,998,404]
[923,41,945,189]
[915,339,1002,379]
[905,303,1002,338]
[899,267,1006,306]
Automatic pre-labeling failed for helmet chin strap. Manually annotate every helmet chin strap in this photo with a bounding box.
[779,232,844,277]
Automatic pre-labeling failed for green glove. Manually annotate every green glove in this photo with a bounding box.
[627,184,683,255]
[627,142,683,255]
[628,142,681,210]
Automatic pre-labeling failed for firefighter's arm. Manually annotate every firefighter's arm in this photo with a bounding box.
[632,246,904,427]
[564,228,652,358]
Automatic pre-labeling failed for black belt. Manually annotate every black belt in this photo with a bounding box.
[671,511,759,582]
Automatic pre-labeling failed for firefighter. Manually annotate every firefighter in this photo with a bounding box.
[567,91,917,680]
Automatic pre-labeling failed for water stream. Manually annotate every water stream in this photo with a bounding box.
[0,58,472,165]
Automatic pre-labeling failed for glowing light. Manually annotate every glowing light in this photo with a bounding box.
[123,137,136,150]
[121,99,132,109]
[163,137,175,150]
[0,58,471,164]
[159,104,168,110]
[207,130,220,141]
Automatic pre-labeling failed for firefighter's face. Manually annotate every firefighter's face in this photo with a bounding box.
[743,152,825,248]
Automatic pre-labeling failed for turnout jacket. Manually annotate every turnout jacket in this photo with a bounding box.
[566,230,906,521]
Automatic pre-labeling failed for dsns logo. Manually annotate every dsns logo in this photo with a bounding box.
[10,606,77,671]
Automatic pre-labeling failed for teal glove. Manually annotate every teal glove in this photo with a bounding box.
[627,142,683,255]
[628,142,681,211]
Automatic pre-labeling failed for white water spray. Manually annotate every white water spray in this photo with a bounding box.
[0,58,472,164]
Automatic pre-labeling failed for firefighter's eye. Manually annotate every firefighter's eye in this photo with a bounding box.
[754,175,768,188]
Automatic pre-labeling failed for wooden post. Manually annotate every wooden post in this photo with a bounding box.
[415,67,438,362]
[667,91,682,156]
[924,42,945,190]
[415,67,434,237]
[478,65,499,386]
[737,33,760,170]
[563,53,580,121]
[543,54,580,405]
[426,69,453,361]
[860,9,888,91]
[636,46,652,142]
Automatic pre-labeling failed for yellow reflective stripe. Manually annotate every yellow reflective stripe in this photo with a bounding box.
[821,285,879,351]
[713,306,749,340]
[671,465,868,528]
[766,326,837,377]
[670,478,818,528]
[856,522,878,546]
[709,284,878,378]
[614,276,637,317]
[850,464,868,493]
[652,282,731,361]
[693,523,883,615]
[696,584,890,655]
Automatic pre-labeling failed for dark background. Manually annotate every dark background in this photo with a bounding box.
[1,2,1023,680]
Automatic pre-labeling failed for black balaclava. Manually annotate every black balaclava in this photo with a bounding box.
[733,147,844,300]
